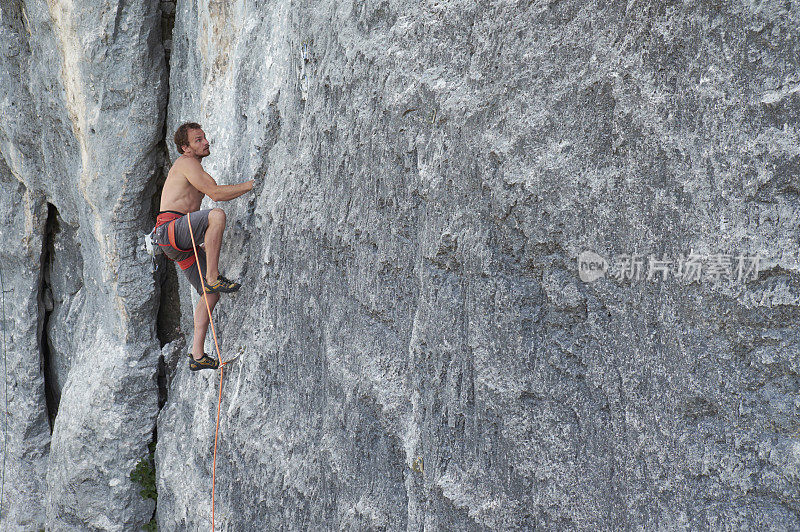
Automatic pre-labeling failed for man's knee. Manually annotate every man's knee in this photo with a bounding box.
[208,208,226,226]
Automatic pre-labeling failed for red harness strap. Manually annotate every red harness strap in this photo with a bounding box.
[155,212,197,270]
[176,255,197,270]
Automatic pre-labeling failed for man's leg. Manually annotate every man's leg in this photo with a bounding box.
[174,208,226,285]
[203,208,226,285]
[192,292,220,359]
[183,246,222,360]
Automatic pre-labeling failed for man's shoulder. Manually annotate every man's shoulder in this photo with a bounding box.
[172,154,202,169]
[170,155,202,176]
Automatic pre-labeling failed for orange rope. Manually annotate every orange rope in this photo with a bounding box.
[186,211,231,532]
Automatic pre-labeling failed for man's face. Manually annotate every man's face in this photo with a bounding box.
[182,128,210,158]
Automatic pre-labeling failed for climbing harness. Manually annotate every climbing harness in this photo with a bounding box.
[155,211,198,270]
[143,210,194,274]
[186,211,238,531]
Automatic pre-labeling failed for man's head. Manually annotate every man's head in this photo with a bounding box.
[174,122,210,158]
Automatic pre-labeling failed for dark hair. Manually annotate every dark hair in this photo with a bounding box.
[174,122,202,154]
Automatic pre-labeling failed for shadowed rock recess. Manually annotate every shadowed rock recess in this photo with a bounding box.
[1,0,799,530]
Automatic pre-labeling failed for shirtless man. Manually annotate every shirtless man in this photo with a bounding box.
[153,122,254,370]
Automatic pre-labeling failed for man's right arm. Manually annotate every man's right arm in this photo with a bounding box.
[182,158,254,202]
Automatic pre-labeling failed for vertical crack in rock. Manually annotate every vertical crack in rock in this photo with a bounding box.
[146,425,159,528]
[37,203,59,432]
[152,163,181,355]
[160,1,176,67]
[154,259,180,413]
[143,6,179,525]
[154,256,181,350]
[156,349,169,409]
[154,0,180,348]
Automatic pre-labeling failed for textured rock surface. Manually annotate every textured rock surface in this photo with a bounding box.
[1,0,799,530]
[0,151,50,529]
[156,0,800,530]
[0,0,166,529]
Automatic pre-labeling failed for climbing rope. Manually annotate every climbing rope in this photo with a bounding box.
[186,212,236,531]
[0,266,7,519]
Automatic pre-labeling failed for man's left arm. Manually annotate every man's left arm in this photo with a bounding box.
[210,180,254,201]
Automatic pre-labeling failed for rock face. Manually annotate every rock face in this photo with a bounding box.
[0,0,166,529]
[1,0,800,530]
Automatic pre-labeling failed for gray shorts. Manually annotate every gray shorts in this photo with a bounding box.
[154,209,211,295]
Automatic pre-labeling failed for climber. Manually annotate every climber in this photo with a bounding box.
[152,122,254,371]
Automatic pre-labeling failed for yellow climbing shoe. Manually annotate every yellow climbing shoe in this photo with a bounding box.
[189,353,219,371]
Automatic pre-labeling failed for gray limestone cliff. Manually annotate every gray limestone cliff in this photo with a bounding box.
[0,0,166,529]
[1,0,799,530]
